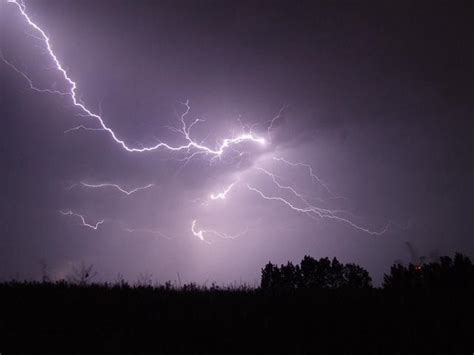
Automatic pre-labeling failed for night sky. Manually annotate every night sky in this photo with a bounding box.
[0,0,472,285]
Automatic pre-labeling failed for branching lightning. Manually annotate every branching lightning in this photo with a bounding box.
[1,55,69,96]
[3,0,267,159]
[247,166,388,236]
[4,0,391,239]
[272,157,339,198]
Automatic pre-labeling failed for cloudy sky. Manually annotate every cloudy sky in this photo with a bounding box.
[1,0,472,285]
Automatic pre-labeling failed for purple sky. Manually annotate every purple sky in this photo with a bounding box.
[0,0,472,285]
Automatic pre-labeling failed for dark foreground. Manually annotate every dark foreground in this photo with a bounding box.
[0,283,472,355]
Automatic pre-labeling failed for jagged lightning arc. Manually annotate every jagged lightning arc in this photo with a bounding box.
[191,220,207,242]
[59,210,104,230]
[3,0,267,158]
[272,157,340,198]
[209,180,239,200]
[246,166,388,236]
[75,182,154,196]
[191,220,247,243]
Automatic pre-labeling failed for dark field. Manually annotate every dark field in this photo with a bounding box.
[0,282,472,355]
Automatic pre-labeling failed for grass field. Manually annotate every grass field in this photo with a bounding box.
[0,281,472,354]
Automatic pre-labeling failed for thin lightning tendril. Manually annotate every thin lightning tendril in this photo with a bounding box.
[191,220,247,243]
[247,166,388,236]
[59,210,104,230]
[254,167,333,207]
[246,183,387,236]
[1,55,69,96]
[272,157,338,198]
[209,180,239,200]
[266,105,287,144]
[78,182,154,196]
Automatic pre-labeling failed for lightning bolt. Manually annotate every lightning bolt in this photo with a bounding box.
[5,0,393,239]
[247,166,388,236]
[3,0,267,159]
[246,184,387,236]
[77,182,154,196]
[191,220,209,243]
[209,180,239,200]
[272,157,339,198]
[59,210,104,230]
[266,105,287,144]
[191,220,247,243]
[1,55,69,96]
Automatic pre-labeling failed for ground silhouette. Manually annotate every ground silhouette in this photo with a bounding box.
[0,253,472,354]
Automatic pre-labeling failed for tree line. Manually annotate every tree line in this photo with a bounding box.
[261,253,474,289]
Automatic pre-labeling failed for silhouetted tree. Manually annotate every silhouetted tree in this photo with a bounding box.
[261,256,372,289]
[280,262,300,288]
[383,253,474,289]
[329,257,344,288]
[300,255,321,287]
[261,262,280,289]
[343,263,372,288]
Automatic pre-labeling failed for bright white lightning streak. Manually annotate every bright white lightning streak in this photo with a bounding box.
[191,220,208,242]
[191,220,246,243]
[59,210,104,230]
[209,180,238,200]
[247,168,388,236]
[79,182,154,196]
[4,0,267,157]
